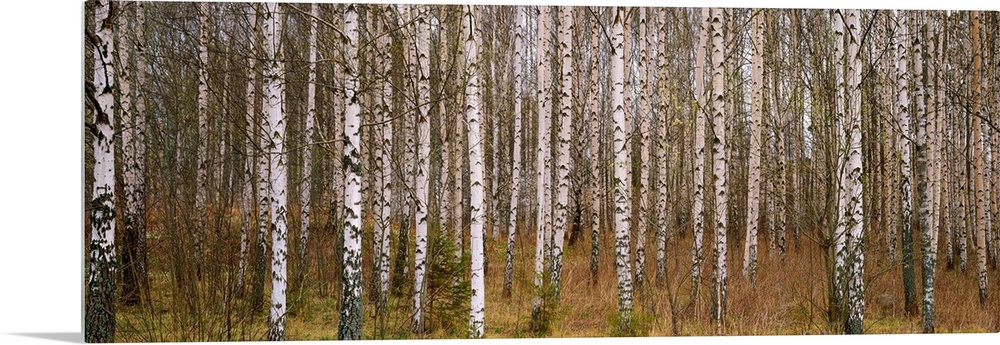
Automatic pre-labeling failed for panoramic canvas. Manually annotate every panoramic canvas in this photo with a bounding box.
[84,0,1000,342]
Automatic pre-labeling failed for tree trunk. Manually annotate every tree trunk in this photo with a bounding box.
[654,8,669,287]
[588,8,602,285]
[531,5,553,321]
[412,4,431,334]
[86,1,117,341]
[465,6,486,337]
[118,2,146,307]
[971,10,989,307]
[692,7,710,298]
[611,6,634,327]
[634,8,650,288]
[504,6,525,298]
[296,2,318,293]
[921,11,940,333]
[194,2,210,280]
[550,4,573,299]
[709,8,728,332]
[744,8,764,283]
[238,5,258,294]
[338,4,364,340]
[895,10,919,317]
[263,3,288,340]
[374,4,393,319]
[843,9,866,334]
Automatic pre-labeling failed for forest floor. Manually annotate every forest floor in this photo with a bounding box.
[115,216,1000,341]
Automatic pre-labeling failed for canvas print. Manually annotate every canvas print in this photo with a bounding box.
[84,1,1000,342]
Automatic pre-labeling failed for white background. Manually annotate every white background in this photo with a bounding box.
[0,0,996,344]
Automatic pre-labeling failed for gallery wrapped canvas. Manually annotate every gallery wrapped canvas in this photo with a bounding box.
[83,1,1000,341]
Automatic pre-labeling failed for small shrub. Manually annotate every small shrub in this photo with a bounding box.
[527,273,559,337]
[608,309,653,337]
[424,232,470,337]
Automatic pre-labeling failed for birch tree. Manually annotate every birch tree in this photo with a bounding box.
[921,10,940,333]
[611,6,635,327]
[297,2,318,290]
[85,0,117,341]
[708,8,728,332]
[845,9,866,334]
[970,10,989,307]
[194,2,210,279]
[413,4,431,334]
[464,6,486,337]
[691,7,710,295]
[834,9,866,334]
[588,8,602,284]
[238,4,258,292]
[504,6,525,298]
[744,8,764,282]
[532,5,553,321]
[551,4,573,298]
[635,8,650,287]
[894,10,918,316]
[119,0,147,306]
[654,8,669,287]
[374,3,393,317]
[254,3,273,312]
[262,3,289,340]
[832,7,849,330]
[338,3,364,340]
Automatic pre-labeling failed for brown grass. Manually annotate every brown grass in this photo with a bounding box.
[115,213,1000,341]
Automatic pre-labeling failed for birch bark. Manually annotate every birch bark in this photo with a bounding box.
[86,0,117,341]
[611,6,634,325]
[337,3,364,340]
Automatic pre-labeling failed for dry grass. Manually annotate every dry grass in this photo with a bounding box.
[116,217,1000,341]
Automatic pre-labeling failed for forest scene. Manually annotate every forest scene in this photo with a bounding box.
[84,1,1000,342]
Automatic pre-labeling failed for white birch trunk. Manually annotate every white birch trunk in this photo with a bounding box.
[635,8,650,287]
[611,6,634,324]
[504,6,525,297]
[439,11,452,246]
[118,1,143,305]
[909,12,927,317]
[375,4,393,316]
[654,8,669,287]
[550,4,572,298]
[832,8,848,325]
[532,5,553,316]
[254,4,273,309]
[895,10,917,316]
[970,10,989,307]
[844,9,865,334]
[338,4,364,340]
[465,5,486,338]
[263,3,288,340]
[450,9,464,259]
[194,2,210,278]
[588,10,602,283]
[709,8,728,332]
[897,13,913,268]
[238,5,258,291]
[691,7,710,295]
[772,13,787,257]
[134,1,148,299]
[332,8,346,254]
[744,9,764,282]
[413,4,431,333]
[922,12,940,333]
[298,2,318,286]
[86,1,117,341]
[255,40,272,314]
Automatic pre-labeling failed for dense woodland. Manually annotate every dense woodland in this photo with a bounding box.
[85,1,1000,341]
